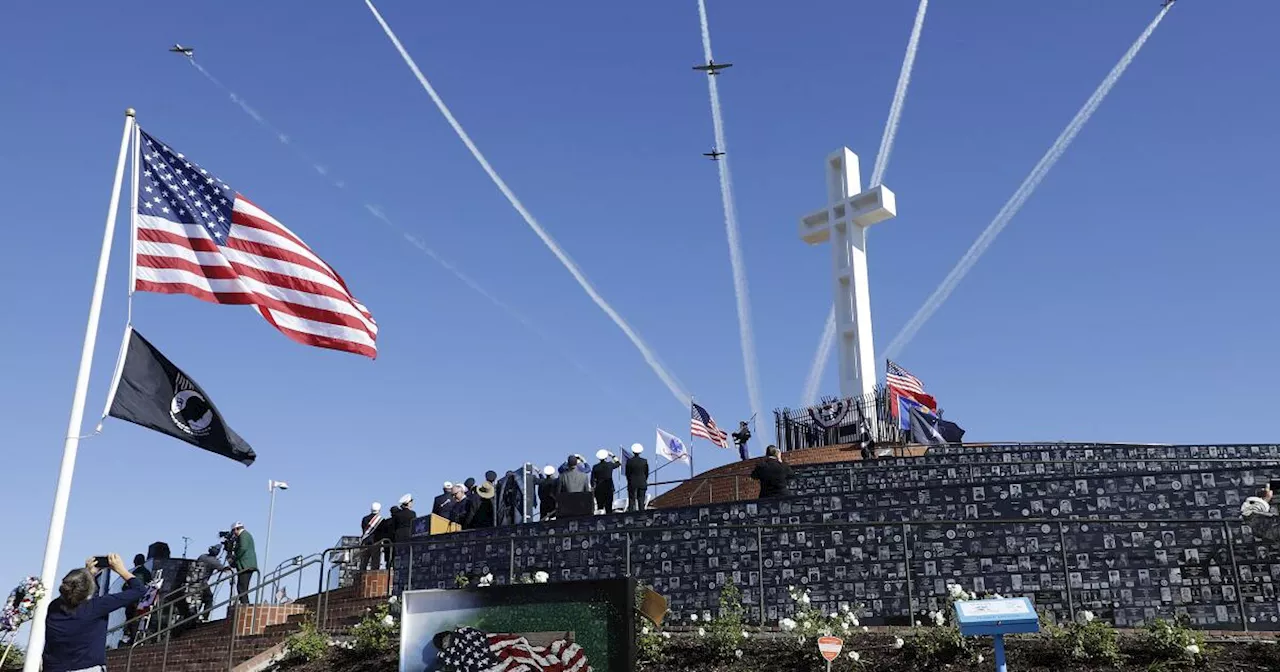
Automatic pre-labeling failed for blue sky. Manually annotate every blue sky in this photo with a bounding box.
[3,0,1278,592]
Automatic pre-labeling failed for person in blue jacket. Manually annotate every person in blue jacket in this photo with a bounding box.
[43,552,147,672]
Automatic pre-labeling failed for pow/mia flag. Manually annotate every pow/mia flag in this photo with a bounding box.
[107,328,255,466]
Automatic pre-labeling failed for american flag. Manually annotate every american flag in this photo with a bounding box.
[885,360,925,396]
[690,402,729,448]
[132,129,377,358]
[437,627,591,672]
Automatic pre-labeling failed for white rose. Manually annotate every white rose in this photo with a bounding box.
[780,618,796,631]
[735,649,743,659]
[642,626,650,635]
[741,630,749,638]
[690,613,699,622]
[381,615,395,627]
[1185,644,1200,655]
[830,613,839,619]
[979,654,985,663]
[848,651,860,662]
[840,604,851,613]
[893,637,905,650]
[534,571,549,583]
[662,632,671,639]
[862,625,869,632]
[948,584,963,597]
[703,612,712,622]
[801,594,811,605]
[1081,611,1096,623]
[387,595,399,605]
[697,627,706,637]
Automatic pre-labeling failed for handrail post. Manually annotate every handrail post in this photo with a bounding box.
[406,543,414,594]
[1223,521,1249,631]
[1058,523,1076,623]
[509,538,516,584]
[735,476,740,501]
[161,602,173,671]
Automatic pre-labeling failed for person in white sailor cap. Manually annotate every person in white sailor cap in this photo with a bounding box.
[387,494,416,569]
[591,449,620,514]
[625,443,650,511]
[432,482,454,515]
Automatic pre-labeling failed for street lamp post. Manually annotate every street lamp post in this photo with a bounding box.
[263,479,289,601]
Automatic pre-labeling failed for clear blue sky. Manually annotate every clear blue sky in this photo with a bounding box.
[2,0,1277,592]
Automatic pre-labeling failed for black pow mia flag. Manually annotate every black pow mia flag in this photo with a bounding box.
[108,328,256,466]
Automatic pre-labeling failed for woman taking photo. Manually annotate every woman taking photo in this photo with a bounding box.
[43,553,147,672]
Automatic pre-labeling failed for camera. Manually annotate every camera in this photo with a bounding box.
[94,556,110,570]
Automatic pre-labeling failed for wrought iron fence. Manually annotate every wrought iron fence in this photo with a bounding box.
[774,386,909,451]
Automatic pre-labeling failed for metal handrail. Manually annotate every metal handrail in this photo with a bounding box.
[106,561,241,641]
[122,556,325,672]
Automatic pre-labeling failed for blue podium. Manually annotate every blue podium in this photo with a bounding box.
[953,597,1039,672]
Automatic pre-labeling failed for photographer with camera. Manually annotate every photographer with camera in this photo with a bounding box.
[43,553,147,672]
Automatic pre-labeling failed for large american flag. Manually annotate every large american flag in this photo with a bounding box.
[133,129,377,358]
[690,402,729,448]
[437,627,591,672]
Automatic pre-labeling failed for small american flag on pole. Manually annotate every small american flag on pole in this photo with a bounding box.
[691,401,729,448]
[132,129,377,358]
[885,360,925,396]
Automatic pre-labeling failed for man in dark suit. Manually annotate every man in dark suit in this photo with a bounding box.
[432,482,453,516]
[624,443,650,511]
[591,450,620,514]
[749,445,794,499]
[537,465,560,520]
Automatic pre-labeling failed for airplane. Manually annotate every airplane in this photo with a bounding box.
[703,149,724,161]
[693,60,733,75]
[169,44,194,57]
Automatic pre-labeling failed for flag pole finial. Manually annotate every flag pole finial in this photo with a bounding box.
[125,108,136,117]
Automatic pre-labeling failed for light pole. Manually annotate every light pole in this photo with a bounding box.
[263,479,289,599]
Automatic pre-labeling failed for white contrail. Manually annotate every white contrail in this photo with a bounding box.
[364,0,692,407]
[802,0,930,408]
[882,5,1173,360]
[696,0,764,429]
[800,310,837,407]
[186,58,645,416]
[868,0,929,190]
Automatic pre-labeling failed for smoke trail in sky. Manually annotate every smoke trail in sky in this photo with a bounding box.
[186,58,643,416]
[802,0,930,408]
[881,5,1173,360]
[868,0,929,190]
[800,310,837,408]
[696,0,764,429]
[364,0,692,407]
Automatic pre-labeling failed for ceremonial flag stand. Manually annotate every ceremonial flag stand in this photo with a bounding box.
[23,109,136,671]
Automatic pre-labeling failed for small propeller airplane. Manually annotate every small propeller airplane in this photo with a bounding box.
[692,60,733,75]
[169,44,194,57]
[703,149,724,161]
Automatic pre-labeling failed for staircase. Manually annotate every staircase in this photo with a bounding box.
[105,571,391,672]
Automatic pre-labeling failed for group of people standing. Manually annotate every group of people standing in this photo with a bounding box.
[534,444,651,519]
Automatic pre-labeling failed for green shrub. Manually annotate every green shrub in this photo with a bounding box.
[705,579,747,661]
[0,643,25,671]
[1142,615,1204,662]
[283,620,329,663]
[1048,612,1121,666]
[349,604,399,655]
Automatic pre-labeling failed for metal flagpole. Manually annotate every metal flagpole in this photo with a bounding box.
[24,109,136,672]
[688,397,696,480]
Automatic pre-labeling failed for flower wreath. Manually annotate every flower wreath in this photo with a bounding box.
[0,577,47,633]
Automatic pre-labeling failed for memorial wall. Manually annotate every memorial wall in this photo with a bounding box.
[397,443,1280,631]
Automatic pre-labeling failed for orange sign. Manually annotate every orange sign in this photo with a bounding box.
[818,636,843,662]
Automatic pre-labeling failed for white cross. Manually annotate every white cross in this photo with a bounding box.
[798,147,897,400]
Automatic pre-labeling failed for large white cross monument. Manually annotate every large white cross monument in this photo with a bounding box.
[799,148,897,400]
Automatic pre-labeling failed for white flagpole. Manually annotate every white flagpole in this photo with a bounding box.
[24,109,136,672]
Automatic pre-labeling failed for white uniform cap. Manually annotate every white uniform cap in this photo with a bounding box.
[596,449,610,461]
[398,493,413,506]
[443,481,453,489]
[543,465,557,476]
[371,502,381,512]
[631,443,644,454]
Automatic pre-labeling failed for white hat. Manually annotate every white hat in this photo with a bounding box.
[631,443,644,454]
[443,481,453,489]
[543,465,557,476]
[398,493,413,506]
[596,449,610,461]
[371,502,381,512]
[232,521,244,530]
